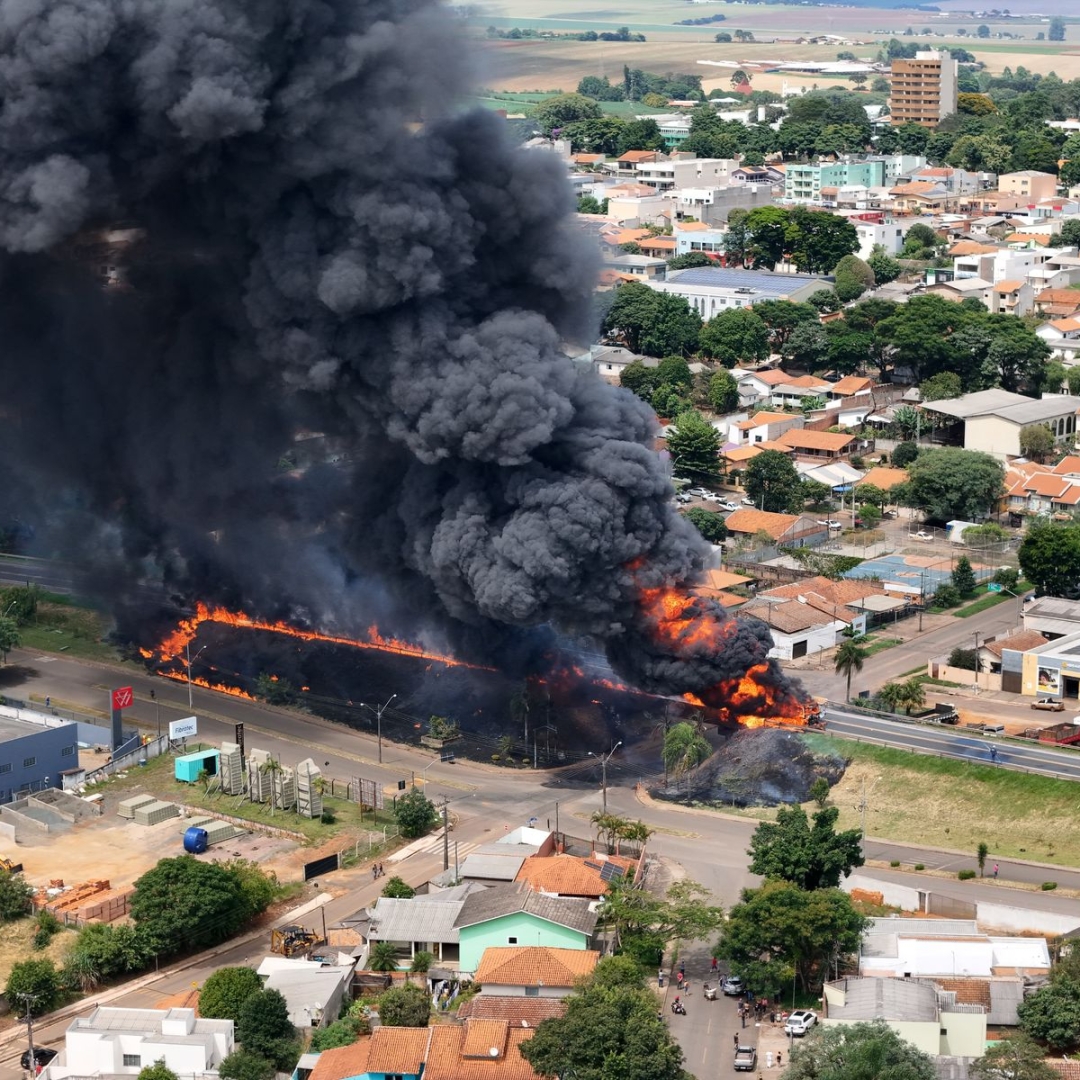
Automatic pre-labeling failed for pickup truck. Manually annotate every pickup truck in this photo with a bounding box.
[734,1047,757,1071]
[1032,698,1065,711]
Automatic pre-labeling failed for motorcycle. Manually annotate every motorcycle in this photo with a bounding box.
[671,999,687,1015]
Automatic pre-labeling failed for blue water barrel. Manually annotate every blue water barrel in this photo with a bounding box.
[183,827,208,854]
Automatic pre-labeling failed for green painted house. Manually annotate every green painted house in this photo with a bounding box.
[455,883,598,974]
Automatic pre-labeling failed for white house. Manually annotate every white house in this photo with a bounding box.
[648,266,827,319]
[739,594,857,659]
[853,220,911,259]
[46,1007,233,1080]
[1037,316,1080,364]
[726,410,803,445]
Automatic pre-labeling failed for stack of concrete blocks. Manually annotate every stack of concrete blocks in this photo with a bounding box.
[247,748,273,803]
[272,765,296,811]
[296,758,323,819]
[118,794,156,819]
[182,817,246,845]
[219,741,245,796]
[76,888,133,923]
[132,800,180,826]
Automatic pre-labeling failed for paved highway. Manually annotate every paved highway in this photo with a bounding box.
[823,703,1080,780]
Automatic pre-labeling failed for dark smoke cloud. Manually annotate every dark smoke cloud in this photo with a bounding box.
[0,0,796,705]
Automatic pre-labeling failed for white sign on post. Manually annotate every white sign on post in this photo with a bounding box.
[169,716,198,740]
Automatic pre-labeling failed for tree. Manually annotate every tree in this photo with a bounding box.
[859,504,881,528]
[707,369,739,412]
[1019,522,1080,598]
[662,721,711,784]
[833,254,875,302]
[897,677,926,716]
[877,681,907,714]
[971,1034,1058,1080]
[785,1020,936,1080]
[807,288,841,313]
[598,878,723,955]
[892,441,919,468]
[699,308,770,365]
[521,981,690,1080]
[716,879,867,993]
[786,208,859,275]
[368,941,401,972]
[667,252,711,271]
[0,616,19,664]
[603,282,701,357]
[592,954,648,990]
[667,410,721,474]
[731,69,752,90]
[867,247,901,285]
[130,856,249,957]
[0,870,33,921]
[63,923,150,990]
[906,448,1004,523]
[237,989,296,1069]
[6,958,61,1015]
[1018,979,1080,1051]
[394,788,438,839]
[920,372,961,402]
[809,778,830,808]
[684,507,727,544]
[952,555,976,596]
[1020,424,1055,463]
[564,118,625,156]
[309,1015,370,1052]
[199,966,263,1021]
[782,322,828,371]
[848,72,867,89]
[138,1064,179,1080]
[1049,16,1066,41]
[747,805,865,891]
[754,300,818,350]
[977,841,989,876]
[745,449,803,513]
[976,23,990,36]
[381,875,415,899]
[824,322,873,376]
[410,950,434,978]
[218,1050,275,1080]
[378,983,431,1027]
[534,93,603,135]
[715,31,732,42]
[657,355,693,390]
[1060,218,1080,249]
[745,206,791,269]
[902,222,941,258]
[617,118,665,155]
[834,637,868,701]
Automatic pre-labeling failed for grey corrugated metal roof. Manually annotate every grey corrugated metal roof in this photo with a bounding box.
[994,396,1080,424]
[921,388,1031,419]
[367,896,465,943]
[454,883,597,935]
[459,853,525,881]
[828,976,939,1021]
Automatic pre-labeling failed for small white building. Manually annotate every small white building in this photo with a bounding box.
[47,1007,233,1080]
[257,956,356,1030]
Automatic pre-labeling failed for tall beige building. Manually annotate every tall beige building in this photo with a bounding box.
[889,49,958,128]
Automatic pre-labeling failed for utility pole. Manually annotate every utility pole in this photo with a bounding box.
[18,993,39,1075]
[185,643,208,709]
[588,742,622,816]
[442,798,450,871]
[360,694,397,764]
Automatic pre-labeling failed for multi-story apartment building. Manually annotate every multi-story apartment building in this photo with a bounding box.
[889,50,958,128]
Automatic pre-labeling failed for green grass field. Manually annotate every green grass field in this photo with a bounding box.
[17,600,120,663]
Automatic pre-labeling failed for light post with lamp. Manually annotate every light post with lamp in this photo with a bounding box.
[588,741,622,815]
[361,694,396,764]
[185,643,209,709]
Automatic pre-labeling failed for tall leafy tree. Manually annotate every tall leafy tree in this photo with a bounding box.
[699,308,770,364]
[685,507,727,543]
[782,322,828,371]
[747,805,865,890]
[745,450,803,513]
[237,989,297,1070]
[786,1021,936,1080]
[707,368,739,412]
[394,788,439,839]
[1018,978,1080,1052]
[378,984,431,1027]
[971,1034,1058,1080]
[1019,522,1080,598]
[832,254,875,301]
[533,93,603,135]
[662,721,711,782]
[716,879,867,993]
[666,410,721,474]
[745,206,791,268]
[603,282,701,357]
[952,555,976,596]
[786,208,859,274]
[906,448,1004,523]
[199,967,263,1021]
[753,300,819,350]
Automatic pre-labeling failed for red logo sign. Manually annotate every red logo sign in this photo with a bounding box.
[112,687,134,711]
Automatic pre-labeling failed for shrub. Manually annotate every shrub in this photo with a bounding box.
[914,863,924,871]
[320,810,336,825]
[309,1015,370,1051]
[0,870,34,921]
[33,910,62,950]
[218,1050,275,1080]
[378,983,431,1027]
[889,860,900,867]
[958,869,976,880]
[1041,881,1057,891]
[6,958,62,1014]
[381,876,415,899]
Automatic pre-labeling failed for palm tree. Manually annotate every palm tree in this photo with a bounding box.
[662,720,711,789]
[834,638,869,701]
[410,950,434,986]
[898,677,926,716]
[877,681,906,714]
[591,811,627,852]
[368,941,400,972]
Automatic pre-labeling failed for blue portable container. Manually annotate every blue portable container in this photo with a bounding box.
[183,827,209,854]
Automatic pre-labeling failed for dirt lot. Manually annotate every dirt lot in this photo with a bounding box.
[5,783,301,893]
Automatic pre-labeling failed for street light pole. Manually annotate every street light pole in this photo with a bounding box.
[361,694,397,764]
[185,643,208,710]
[17,993,38,1075]
[588,741,622,816]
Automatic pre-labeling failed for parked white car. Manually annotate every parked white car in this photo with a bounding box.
[719,501,739,512]
[817,519,842,529]
[688,487,710,498]
[784,1010,818,1036]
[912,530,933,541]
[742,496,756,506]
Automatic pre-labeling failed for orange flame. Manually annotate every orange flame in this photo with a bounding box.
[155,669,256,700]
[635,580,812,729]
[142,601,495,673]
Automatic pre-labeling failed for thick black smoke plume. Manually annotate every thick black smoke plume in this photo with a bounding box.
[0,0,797,707]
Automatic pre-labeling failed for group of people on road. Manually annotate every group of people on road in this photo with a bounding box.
[371,863,385,879]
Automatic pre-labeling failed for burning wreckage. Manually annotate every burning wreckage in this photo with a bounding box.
[0,0,815,744]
